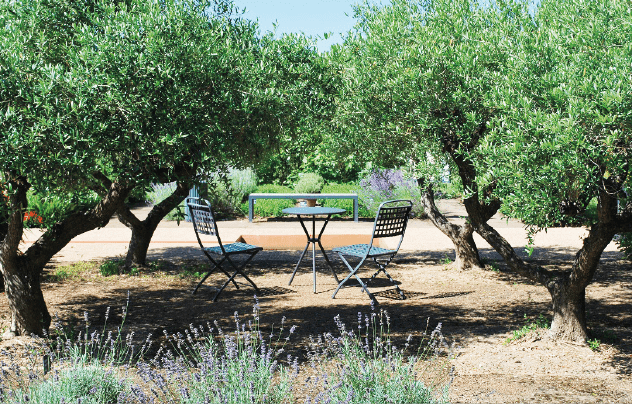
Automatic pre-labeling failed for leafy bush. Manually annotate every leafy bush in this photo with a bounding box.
[357,169,425,218]
[146,182,177,206]
[244,184,295,218]
[7,364,129,404]
[201,168,259,218]
[25,189,101,228]
[306,310,451,403]
[318,183,372,218]
[294,172,324,194]
[505,314,551,344]
[616,232,632,261]
[149,310,296,404]
[228,167,258,201]
[0,301,452,404]
[99,260,122,277]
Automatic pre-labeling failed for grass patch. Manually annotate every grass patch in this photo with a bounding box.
[587,328,619,351]
[49,262,97,281]
[505,314,551,344]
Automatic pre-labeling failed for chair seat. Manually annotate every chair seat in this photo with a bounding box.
[333,244,396,258]
[205,242,262,255]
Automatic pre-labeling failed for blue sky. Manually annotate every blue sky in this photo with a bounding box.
[233,1,361,52]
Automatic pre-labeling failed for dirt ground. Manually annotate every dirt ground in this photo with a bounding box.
[1,206,631,403]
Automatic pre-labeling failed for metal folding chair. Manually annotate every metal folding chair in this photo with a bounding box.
[186,197,262,301]
[331,199,413,304]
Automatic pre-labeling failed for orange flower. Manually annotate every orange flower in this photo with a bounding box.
[23,211,43,224]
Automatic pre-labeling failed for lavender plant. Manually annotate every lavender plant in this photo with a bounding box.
[4,364,131,404]
[357,169,424,217]
[137,301,297,404]
[227,167,258,202]
[304,309,452,404]
[146,182,178,206]
[0,298,452,404]
[0,302,138,404]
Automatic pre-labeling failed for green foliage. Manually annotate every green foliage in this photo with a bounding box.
[587,339,601,352]
[483,0,632,230]
[357,169,425,218]
[0,0,335,235]
[50,262,95,281]
[246,184,295,218]
[9,364,128,404]
[332,0,515,192]
[616,233,632,261]
[26,189,101,229]
[318,183,368,216]
[257,129,367,185]
[308,311,451,404]
[203,168,258,217]
[228,167,258,201]
[168,320,294,404]
[294,173,324,194]
[505,314,551,344]
[99,260,121,277]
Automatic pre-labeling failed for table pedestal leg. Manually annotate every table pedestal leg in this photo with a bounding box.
[289,242,310,286]
[288,214,339,293]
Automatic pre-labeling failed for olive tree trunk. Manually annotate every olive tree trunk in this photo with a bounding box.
[417,178,485,270]
[117,181,192,269]
[0,175,132,337]
[464,186,628,343]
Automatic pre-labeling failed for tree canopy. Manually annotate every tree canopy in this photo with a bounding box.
[333,0,632,342]
[0,0,334,335]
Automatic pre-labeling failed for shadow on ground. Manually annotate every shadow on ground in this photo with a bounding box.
[45,245,632,376]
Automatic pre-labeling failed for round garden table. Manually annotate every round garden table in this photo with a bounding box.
[282,207,345,293]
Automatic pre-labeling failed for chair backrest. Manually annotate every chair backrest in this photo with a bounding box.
[372,200,413,239]
[186,197,224,250]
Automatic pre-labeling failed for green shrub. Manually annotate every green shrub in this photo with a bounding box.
[306,310,451,404]
[228,167,258,202]
[294,173,324,193]
[25,189,101,228]
[505,314,551,344]
[50,262,95,281]
[357,169,425,218]
[244,184,295,218]
[8,364,129,404]
[616,233,632,261]
[318,183,373,218]
[99,260,121,277]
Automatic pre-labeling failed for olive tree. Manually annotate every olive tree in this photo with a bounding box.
[0,0,333,336]
[106,5,335,269]
[332,0,518,270]
[337,0,631,343]
[471,0,632,342]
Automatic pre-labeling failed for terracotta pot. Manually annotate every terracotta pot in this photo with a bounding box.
[296,198,318,207]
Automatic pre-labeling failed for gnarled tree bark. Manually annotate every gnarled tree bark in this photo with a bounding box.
[417,178,485,270]
[117,180,192,269]
[0,175,132,337]
[462,167,629,343]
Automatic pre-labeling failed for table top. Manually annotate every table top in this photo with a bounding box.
[282,207,346,216]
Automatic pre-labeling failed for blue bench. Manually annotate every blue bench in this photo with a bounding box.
[248,193,359,222]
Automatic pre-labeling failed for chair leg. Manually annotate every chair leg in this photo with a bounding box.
[369,257,405,300]
[226,253,260,291]
[193,256,229,295]
[332,254,373,300]
[211,252,261,302]
[201,252,240,290]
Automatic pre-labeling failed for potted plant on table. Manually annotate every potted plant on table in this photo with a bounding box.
[294,173,324,207]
